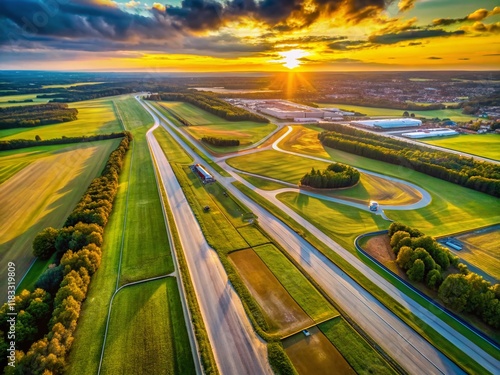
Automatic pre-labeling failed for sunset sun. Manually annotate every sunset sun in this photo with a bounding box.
[280,49,309,69]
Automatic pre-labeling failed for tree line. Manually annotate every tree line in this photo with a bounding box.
[0,103,78,129]
[300,163,360,189]
[146,92,269,123]
[318,124,500,197]
[0,132,132,374]
[201,137,240,147]
[0,132,127,151]
[388,223,500,329]
[316,97,447,111]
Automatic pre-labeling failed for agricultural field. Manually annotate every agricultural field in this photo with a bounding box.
[111,97,174,284]
[237,173,291,191]
[278,125,500,237]
[282,327,355,375]
[0,97,121,140]
[421,134,500,161]
[0,93,54,107]
[453,229,500,280]
[67,96,175,373]
[230,249,313,335]
[277,192,388,252]
[316,102,476,122]
[0,139,121,302]
[100,278,195,375]
[227,148,419,205]
[156,101,276,150]
[319,318,398,375]
[42,81,104,89]
[254,244,338,322]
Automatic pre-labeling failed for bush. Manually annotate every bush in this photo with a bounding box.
[300,163,360,189]
[33,228,59,260]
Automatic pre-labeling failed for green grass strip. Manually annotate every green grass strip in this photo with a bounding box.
[254,244,339,322]
[319,317,398,375]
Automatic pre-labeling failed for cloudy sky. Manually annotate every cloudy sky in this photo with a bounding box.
[0,0,499,71]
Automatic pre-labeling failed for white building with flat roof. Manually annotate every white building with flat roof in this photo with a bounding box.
[402,128,458,139]
[351,118,422,129]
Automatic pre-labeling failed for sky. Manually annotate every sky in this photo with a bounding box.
[0,0,499,71]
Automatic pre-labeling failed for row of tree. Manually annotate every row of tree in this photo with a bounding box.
[146,92,269,123]
[0,103,78,129]
[0,132,126,151]
[316,97,447,111]
[37,87,133,103]
[201,137,240,147]
[0,133,132,374]
[300,163,360,189]
[318,126,500,197]
[388,223,500,328]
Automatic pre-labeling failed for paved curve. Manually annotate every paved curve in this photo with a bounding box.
[141,100,272,375]
[141,99,500,375]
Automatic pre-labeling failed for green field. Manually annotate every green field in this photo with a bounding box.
[0,93,54,107]
[254,244,338,322]
[113,97,174,284]
[227,148,419,204]
[153,127,193,164]
[421,134,500,161]
[100,278,195,375]
[279,125,500,237]
[0,139,120,302]
[277,192,388,251]
[319,318,397,375]
[456,229,500,280]
[316,102,476,122]
[67,96,175,374]
[0,97,122,140]
[237,173,291,190]
[158,101,276,150]
[42,81,104,89]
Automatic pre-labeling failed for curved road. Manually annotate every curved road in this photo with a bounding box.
[141,98,500,375]
[142,101,272,375]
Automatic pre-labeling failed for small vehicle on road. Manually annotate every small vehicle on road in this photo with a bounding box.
[302,329,311,337]
[369,201,379,211]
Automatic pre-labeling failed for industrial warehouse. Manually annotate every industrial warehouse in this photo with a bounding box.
[227,99,352,121]
[351,118,422,129]
[402,128,459,139]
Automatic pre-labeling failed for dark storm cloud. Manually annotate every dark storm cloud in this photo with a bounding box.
[168,0,394,30]
[0,0,183,46]
[427,56,442,60]
[433,7,499,26]
[458,58,470,60]
[328,40,367,50]
[369,29,465,45]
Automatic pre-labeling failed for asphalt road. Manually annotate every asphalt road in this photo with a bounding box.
[141,98,500,375]
[142,103,272,375]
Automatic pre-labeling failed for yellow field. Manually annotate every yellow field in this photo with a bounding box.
[0,98,121,140]
[455,229,500,280]
[283,327,355,375]
[0,139,121,299]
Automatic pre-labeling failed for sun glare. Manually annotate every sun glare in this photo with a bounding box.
[280,49,309,69]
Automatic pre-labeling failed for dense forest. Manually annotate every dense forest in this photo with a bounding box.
[388,223,500,329]
[0,103,78,129]
[318,124,500,197]
[0,132,132,374]
[147,92,269,123]
[300,163,360,189]
[201,137,240,147]
[0,132,127,151]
